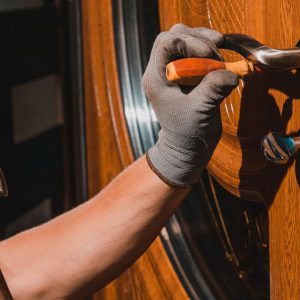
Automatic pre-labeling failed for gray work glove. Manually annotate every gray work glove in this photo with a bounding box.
[142,24,239,187]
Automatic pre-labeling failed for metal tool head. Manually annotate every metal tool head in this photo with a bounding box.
[221,34,300,70]
[261,132,297,164]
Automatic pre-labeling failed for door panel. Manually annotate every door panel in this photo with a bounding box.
[159,1,300,299]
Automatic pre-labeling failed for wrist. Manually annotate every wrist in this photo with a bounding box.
[146,129,212,187]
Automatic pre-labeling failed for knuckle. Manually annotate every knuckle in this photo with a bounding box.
[154,31,184,51]
[154,31,171,45]
[169,23,188,33]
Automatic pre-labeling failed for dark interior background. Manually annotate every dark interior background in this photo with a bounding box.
[0,0,86,238]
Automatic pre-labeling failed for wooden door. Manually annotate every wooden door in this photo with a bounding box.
[159,1,300,299]
[82,0,300,299]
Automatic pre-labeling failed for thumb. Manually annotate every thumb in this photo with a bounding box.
[189,70,239,107]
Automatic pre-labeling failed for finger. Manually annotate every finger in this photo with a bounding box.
[145,32,219,85]
[169,23,224,47]
[143,28,228,102]
[143,32,221,101]
[142,70,182,104]
[188,70,239,108]
[169,24,224,61]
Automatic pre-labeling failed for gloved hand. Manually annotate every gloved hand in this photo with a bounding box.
[142,24,239,187]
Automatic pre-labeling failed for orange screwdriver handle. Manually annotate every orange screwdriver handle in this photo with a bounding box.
[166,57,255,85]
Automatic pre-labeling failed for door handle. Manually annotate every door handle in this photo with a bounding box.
[261,132,300,164]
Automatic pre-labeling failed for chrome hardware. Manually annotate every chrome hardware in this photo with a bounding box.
[261,132,300,164]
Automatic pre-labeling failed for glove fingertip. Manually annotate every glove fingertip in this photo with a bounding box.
[189,69,239,101]
[196,28,224,46]
[204,69,239,88]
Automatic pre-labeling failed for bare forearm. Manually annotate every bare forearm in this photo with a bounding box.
[0,156,189,299]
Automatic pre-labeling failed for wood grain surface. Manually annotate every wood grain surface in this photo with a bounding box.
[159,0,300,299]
[81,0,188,299]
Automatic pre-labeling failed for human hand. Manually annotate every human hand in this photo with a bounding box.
[142,24,239,187]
